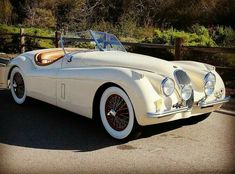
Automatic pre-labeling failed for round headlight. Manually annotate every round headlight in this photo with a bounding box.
[205,72,216,83]
[205,80,215,96]
[161,78,175,96]
[181,85,192,101]
[204,72,216,96]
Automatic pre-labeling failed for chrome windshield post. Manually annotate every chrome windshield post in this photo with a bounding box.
[60,36,72,62]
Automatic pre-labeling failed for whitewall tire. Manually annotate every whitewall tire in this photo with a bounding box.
[10,67,27,104]
[100,86,135,140]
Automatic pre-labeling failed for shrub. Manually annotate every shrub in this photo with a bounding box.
[213,26,235,47]
[151,27,217,47]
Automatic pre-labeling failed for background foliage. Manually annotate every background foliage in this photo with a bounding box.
[0,0,234,89]
[0,0,234,30]
[0,0,235,57]
[1,0,234,45]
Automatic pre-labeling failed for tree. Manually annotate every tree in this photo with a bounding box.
[23,8,56,28]
[2,0,235,29]
[0,0,13,24]
[55,0,85,30]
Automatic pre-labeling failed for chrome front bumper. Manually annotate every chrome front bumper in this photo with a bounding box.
[198,96,230,108]
[147,96,230,118]
[147,106,189,118]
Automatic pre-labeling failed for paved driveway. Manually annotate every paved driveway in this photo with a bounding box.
[0,90,234,173]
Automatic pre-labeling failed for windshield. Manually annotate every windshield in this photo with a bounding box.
[90,31,126,52]
[61,30,126,52]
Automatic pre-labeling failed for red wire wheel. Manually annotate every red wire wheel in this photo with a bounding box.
[105,94,130,131]
[100,87,135,140]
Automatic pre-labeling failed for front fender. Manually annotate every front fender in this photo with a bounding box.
[58,67,160,125]
[97,68,166,126]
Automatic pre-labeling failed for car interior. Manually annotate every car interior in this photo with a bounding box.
[34,48,88,66]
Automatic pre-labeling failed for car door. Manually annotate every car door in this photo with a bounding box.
[56,55,94,118]
[27,59,62,105]
[56,56,82,114]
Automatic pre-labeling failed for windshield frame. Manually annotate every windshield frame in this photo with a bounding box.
[60,30,126,52]
[60,30,126,62]
[89,30,126,52]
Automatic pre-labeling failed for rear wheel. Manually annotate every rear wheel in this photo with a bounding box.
[99,86,136,140]
[10,67,27,104]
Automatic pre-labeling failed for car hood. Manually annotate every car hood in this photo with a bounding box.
[75,51,177,76]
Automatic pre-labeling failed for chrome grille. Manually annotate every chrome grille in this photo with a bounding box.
[186,92,194,108]
[174,69,194,108]
[174,70,191,85]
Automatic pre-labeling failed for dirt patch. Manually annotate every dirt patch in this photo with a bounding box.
[117,144,137,150]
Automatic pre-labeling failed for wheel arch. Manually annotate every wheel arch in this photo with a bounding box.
[92,82,126,121]
[90,68,159,126]
[8,65,19,81]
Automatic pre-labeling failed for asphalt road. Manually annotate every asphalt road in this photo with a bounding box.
[0,90,235,174]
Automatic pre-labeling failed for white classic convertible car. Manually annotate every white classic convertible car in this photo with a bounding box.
[0,30,230,140]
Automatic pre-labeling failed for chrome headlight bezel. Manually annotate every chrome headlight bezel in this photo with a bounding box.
[161,77,175,97]
[204,72,216,96]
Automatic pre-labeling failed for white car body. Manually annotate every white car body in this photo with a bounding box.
[0,31,230,139]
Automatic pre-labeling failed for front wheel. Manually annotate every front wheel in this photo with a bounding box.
[100,86,136,140]
[10,67,27,104]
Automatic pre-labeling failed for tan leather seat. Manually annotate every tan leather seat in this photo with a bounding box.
[36,51,64,64]
[35,48,90,66]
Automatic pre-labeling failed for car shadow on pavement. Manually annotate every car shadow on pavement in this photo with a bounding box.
[0,90,200,152]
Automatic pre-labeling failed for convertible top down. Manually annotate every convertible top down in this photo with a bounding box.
[0,30,230,140]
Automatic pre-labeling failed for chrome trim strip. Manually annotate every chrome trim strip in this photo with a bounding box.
[147,106,189,118]
[198,96,230,107]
